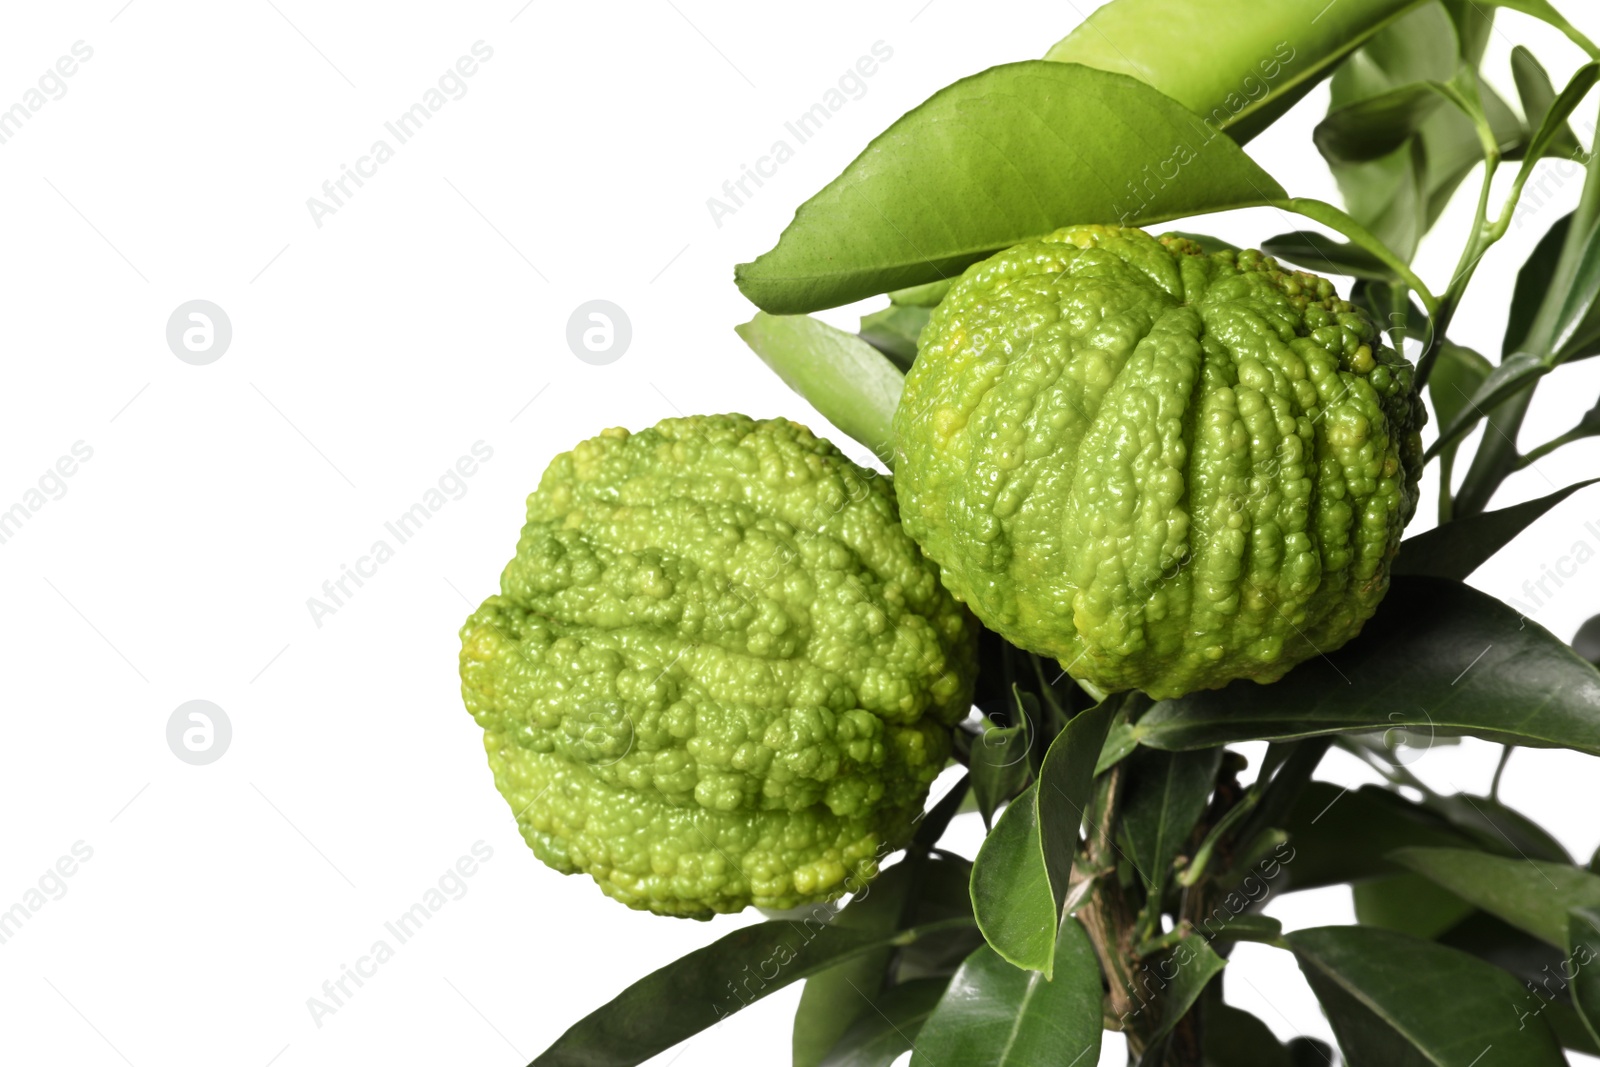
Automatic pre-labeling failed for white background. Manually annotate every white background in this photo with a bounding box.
[2,2,1599,1065]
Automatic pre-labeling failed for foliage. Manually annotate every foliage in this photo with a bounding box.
[529,2,1600,1064]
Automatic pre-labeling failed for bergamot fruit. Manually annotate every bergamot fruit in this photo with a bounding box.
[459,415,977,917]
[893,225,1423,700]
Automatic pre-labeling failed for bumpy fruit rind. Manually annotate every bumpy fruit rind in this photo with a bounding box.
[893,225,1423,700]
[460,415,976,917]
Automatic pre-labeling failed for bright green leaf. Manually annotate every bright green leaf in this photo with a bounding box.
[734,62,1287,314]
[914,919,1103,1067]
[1289,925,1567,1065]
[735,312,902,465]
[1042,0,1427,144]
[1394,478,1600,579]
[1510,46,1583,160]
[1136,577,1600,757]
[1393,847,1600,949]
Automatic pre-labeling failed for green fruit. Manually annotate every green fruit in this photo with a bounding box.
[459,415,976,917]
[893,225,1423,700]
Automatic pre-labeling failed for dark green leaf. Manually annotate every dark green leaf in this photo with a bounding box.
[1512,61,1600,202]
[792,865,916,1067]
[1393,847,1600,948]
[817,977,948,1067]
[1551,210,1600,361]
[1425,342,1490,486]
[734,312,902,464]
[914,919,1103,1067]
[1203,996,1292,1067]
[1136,577,1600,757]
[1419,792,1572,864]
[1315,82,1447,165]
[1139,936,1228,1046]
[530,915,973,1066]
[912,775,970,852]
[1574,614,1600,665]
[1426,351,1547,459]
[1261,229,1396,280]
[857,303,928,372]
[1285,1038,1337,1066]
[969,783,1055,975]
[1437,910,1566,989]
[1036,698,1120,921]
[1544,1001,1600,1056]
[1209,913,1284,945]
[1095,721,1140,775]
[1353,873,1474,939]
[1394,478,1600,579]
[1568,905,1600,1049]
[1289,925,1566,1065]
[1043,0,1428,144]
[1278,783,1475,892]
[734,62,1286,314]
[1506,212,1572,357]
[1510,46,1583,160]
[1118,747,1222,894]
[970,707,1033,830]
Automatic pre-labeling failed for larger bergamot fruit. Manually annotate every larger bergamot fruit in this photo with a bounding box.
[459,414,976,917]
[893,225,1424,700]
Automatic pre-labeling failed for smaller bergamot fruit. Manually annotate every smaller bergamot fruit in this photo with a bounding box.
[459,414,976,917]
[893,225,1424,700]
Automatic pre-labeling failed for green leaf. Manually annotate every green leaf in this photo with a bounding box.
[1260,229,1396,280]
[1315,82,1447,165]
[1353,873,1474,939]
[1118,747,1221,895]
[1042,0,1429,144]
[1418,791,1572,864]
[1506,212,1572,357]
[1135,576,1600,757]
[886,278,953,307]
[1161,230,1240,255]
[1426,343,1491,440]
[1288,925,1567,1066]
[792,864,916,1067]
[530,915,974,1066]
[970,706,1033,830]
[911,775,970,851]
[1490,0,1600,59]
[1510,46,1583,160]
[1095,721,1140,775]
[914,919,1103,1067]
[1279,783,1476,892]
[1203,995,1293,1067]
[1393,847,1600,949]
[816,977,948,1067]
[1437,910,1566,989]
[1568,905,1600,1049]
[856,303,928,372]
[734,312,902,464]
[1394,478,1600,579]
[1140,936,1229,1046]
[1425,350,1547,459]
[734,62,1287,314]
[1575,614,1600,666]
[969,784,1056,975]
[969,698,1117,976]
[1035,699,1120,921]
